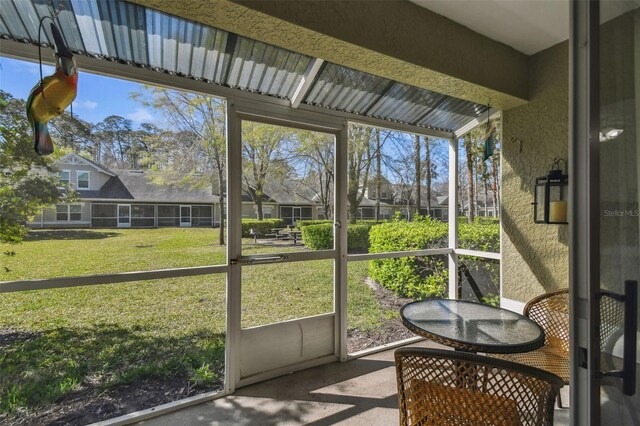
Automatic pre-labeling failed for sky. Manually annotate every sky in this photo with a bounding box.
[0,56,158,126]
[0,55,453,183]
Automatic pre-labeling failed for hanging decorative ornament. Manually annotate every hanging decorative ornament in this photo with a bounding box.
[483,104,495,162]
[26,17,79,155]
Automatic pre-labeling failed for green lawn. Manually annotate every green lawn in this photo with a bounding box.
[0,228,382,415]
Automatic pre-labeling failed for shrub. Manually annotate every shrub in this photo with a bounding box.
[296,220,333,229]
[355,219,388,227]
[301,224,333,250]
[368,218,448,299]
[459,219,500,252]
[457,219,500,303]
[348,224,370,252]
[301,223,371,252]
[241,218,284,237]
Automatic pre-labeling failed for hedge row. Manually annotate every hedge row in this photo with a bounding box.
[368,217,448,299]
[241,219,284,237]
[301,223,370,252]
[296,220,333,229]
[459,220,500,252]
[368,217,499,299]
[297,219,387,229]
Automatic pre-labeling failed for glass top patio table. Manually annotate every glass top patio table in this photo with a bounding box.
[400,299,545,354]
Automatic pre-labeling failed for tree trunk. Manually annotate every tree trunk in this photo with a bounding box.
[256,196,263,220]
[376,130,381,222]
[414,135,421,218]
[474,171,479,218]
[217,169,225,245]
[425,137,432,216]
[484,178,489,217]
[491,158,500,217]
[464,135,475,223]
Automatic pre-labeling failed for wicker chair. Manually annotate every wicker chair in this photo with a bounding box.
[599,290,626,372]
[395,347,563,426]
[495,289,569,407]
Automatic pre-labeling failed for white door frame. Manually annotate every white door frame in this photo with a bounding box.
[117,204,131,228]
[180,205,192,227]
[225,99,347,392]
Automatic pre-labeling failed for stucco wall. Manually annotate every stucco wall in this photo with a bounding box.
[501,42,569,302]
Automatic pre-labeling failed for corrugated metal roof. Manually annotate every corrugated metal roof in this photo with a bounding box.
[0,0,489,132]
[305,66,488,132]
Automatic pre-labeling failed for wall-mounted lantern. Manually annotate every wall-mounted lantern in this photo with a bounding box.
[533,159,568,224]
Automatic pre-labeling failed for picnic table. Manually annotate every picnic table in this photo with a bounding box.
[281,230,302,245]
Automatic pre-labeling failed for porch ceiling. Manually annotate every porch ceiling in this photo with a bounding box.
[131,0,529,111]
[0,0,510,135]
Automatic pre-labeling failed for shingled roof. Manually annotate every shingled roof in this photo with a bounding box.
[83,170,219,204]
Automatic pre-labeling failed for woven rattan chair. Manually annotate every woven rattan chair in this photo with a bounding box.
[395,347,563,426]
[599,290,626,371]
[495,289,569,407]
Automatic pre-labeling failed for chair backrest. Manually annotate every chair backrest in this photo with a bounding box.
[395,347,563,426]
[599,292,625,353]
[525,289,569,354]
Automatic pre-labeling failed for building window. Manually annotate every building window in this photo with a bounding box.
[58,170,70,185]
[56,204,68,221]
[56,204,82,221]
[70,205,82,220]
[77,171,89,189]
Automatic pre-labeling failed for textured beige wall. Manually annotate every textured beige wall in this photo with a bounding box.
[501,42,569,302]
[131,0,528,109]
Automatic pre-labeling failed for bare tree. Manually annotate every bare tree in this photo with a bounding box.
[414,134,421,216]
[133,88,227,245]
[375,129,382,222]
[242,122,294,219]
[295,130,335,219]
[424,136,432,216]
[463,134,475,223]
[347,124,375,223]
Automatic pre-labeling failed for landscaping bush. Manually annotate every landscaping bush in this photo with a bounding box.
[296,220,333,229]
[459,219,500,252]
[368,217,448,299]
[301,223,371,252]
[457,219,500,303]
[301,224,333,249]
[241,218,284,237]
[348,224,370,252]
[298,219,386,230]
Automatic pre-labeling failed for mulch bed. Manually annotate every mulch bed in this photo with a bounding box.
[2,279,415,425]
[347,277,416,353]
[1,374,224,426]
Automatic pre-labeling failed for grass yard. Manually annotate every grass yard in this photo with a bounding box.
[0,228,382,418]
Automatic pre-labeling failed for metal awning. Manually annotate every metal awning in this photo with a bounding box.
[0,0,489,134]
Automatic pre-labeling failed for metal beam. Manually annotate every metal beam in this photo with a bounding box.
[290,58,324,108]
[0,39,455,140]
[453,108,502,138]
[570,1,601,424]
[0,265,227,293]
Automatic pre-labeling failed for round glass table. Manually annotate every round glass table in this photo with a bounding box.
[400,299,545,354]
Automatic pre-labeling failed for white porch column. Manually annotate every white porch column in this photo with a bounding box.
[448,138,459,299]
[334,120,348,362]
[225,103,242,393]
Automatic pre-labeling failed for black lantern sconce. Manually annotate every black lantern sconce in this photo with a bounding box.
[533,159,568,224]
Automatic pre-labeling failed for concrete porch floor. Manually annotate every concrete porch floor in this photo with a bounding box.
[140,341,570,425]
